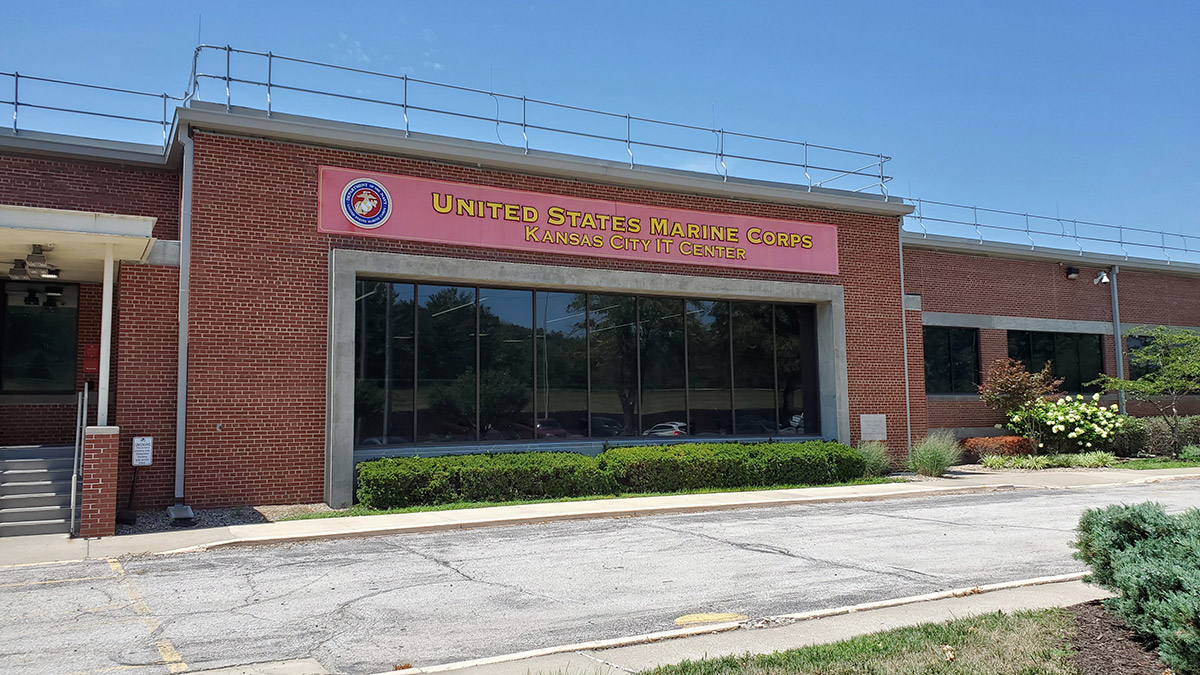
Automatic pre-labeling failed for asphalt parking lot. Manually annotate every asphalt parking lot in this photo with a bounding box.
[3,480,1199,675]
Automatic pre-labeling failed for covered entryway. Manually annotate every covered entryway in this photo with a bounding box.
[0,204,155,536]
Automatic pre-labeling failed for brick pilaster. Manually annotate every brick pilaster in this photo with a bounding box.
[80,426,120,538]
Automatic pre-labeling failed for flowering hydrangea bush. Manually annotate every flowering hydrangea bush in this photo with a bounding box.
[1005,393,1126,453]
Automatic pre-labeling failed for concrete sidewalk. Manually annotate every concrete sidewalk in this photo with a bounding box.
[3,466,1198,567]
[406,577,1111,675]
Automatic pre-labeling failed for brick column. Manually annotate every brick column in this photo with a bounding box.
[80,426,120,538]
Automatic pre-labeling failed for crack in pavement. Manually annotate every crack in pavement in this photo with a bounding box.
[385,539,567,604]
[637,522,943,582]
[863,510,1075,533]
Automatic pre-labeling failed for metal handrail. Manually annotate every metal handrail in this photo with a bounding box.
[184,44,893,192]
[905,197,1200,265]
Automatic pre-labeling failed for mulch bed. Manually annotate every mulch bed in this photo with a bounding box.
[1069,600,1172,675]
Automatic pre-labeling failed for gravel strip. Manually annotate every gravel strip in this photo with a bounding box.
[115,503,333,535]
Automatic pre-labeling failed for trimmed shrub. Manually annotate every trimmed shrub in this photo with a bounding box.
[1073,503,1200,674]
[1138,416,1200,457]
[907,431,962,476]
[356,452,618,508]
[1182,445,1200,462]
[599,441,865,493]
[855,440,892,477]
[1110,416,1148,457]
[962,435,1033,459]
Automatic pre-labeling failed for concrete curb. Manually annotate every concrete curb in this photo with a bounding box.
[382,573,1090,674]
[157,484,1021,555]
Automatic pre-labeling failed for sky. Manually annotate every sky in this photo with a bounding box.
[1,1,1197,257]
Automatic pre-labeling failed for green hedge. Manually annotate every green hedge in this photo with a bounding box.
[598,440,865,493]
[1073,502,1200,674]
[357,441,869,508]
[357,452,618,508]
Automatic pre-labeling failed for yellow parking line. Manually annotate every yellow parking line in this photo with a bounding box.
[0,575,118,589]
[107,559,189,673]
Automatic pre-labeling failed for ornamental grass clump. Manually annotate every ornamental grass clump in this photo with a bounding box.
[1007,392,1126,453]
[907,431,961,476]
[855,440,892,477]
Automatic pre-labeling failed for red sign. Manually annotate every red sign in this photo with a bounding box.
[318,167,839,275]
[83,344,99,374]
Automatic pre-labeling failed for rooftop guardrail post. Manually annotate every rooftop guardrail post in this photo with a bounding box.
[161,93,168,146]
[804,143,811,191]
[403,75,409,137]
[11,72,17,134]
[626,114,633,168]
[522,96,528,155]
[879,155,887,198]
[225,44,231,112]
[266,51,273,118]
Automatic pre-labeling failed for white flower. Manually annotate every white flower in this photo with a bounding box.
[1086,442,1093,447]
[1057,399,1067,406]
[1093,393,1101,401]
[994,423,1003,429]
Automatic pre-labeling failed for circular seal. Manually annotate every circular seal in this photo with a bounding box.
[341,178,392,229]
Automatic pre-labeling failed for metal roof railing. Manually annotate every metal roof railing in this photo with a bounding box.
[2,44,1196,267]
[1,71,184,147]
[183,45,893,196]
[906,198,1200,266]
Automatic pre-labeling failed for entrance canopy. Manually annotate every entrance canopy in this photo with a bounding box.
[0,205,156,282]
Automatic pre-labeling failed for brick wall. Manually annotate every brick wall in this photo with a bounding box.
[183,131,919,506]
[115,264,180,509]
[0,152,179,448]
[907,249,1200,429]
[0,155,180,239]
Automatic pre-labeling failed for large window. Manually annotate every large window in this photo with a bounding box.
[923,326,980,395]
[1008,330,1103,393]
[354,280,821,446]
[2,283,79,393]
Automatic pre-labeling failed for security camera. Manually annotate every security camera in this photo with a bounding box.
[1093,271,1110,285]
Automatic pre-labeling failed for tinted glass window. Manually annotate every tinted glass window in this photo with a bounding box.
[354,280,823,447]
[638,297,686,434]
[776,304,820,434]
[2,283,78,392]
[686,300,731,435]
[731,302,777,434]
[589,295,639,436]
[1008,330,1103,393]
[535,292,589,438]
[417,285,477,442]
[923,326,979,394]
[479,288,534,440]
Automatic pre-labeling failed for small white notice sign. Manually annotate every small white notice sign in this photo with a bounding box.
[860,414,887,441]
[132,436,153,467]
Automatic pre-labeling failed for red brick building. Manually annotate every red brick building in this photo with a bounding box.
[2,56,1197,537]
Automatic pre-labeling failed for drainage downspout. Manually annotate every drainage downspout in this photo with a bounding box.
[898,226,913,453]
[171,130,194,519]
[1110,265,1126,415]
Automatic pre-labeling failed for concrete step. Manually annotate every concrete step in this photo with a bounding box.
[0,445,75,461]
[0,504,71,524]
[0,491,73,509]
[0,467,75,484]
[0,457,76,473]
[0,478,73,496]
[0,518,70,537]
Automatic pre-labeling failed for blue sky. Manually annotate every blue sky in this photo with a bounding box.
[1,1,1197,252]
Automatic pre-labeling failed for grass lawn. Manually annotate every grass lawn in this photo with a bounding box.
[1119,457,1200,470]
[280,477,902,520]
[639,609,1076,675]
